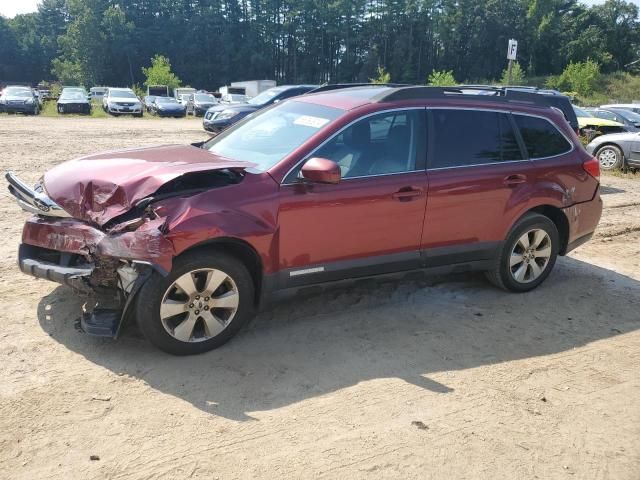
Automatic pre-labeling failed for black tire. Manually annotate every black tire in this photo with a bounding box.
[486,213,559,292]
[136,251,255,355]
[134,112,143,118]
[595,144,623,170]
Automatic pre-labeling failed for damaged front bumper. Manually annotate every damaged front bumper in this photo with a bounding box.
[19,215,174,289]
[7,170,177,337]
[17,215,173,338]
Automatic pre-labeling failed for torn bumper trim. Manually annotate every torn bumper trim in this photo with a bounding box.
[21,215,174,274]
[18,244,94,291]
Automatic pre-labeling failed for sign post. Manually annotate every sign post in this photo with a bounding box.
[507,39,518,85]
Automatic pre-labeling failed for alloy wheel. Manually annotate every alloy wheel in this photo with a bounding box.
[597,147,618,169]
[509,228,552,283]
[160,268,240,343]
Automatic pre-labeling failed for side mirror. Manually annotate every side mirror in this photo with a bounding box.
[300,157,341,184]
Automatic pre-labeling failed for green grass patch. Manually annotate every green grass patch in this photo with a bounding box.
[603,169,640,179]
[40,100,109,118]
[35,100,201,120]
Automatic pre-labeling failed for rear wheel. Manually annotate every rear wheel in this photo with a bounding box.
[486,213,559,292]
[136,251,255,355]
[595,145,623,170]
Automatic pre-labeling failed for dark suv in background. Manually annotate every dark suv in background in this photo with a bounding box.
[7,86,601,355]
[203,84,318,132]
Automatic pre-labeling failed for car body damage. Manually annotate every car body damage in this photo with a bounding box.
[7,145,278,307]
[42,144,254,226]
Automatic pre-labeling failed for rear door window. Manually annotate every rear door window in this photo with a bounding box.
[430,109,523,168]
[513,114,572,159]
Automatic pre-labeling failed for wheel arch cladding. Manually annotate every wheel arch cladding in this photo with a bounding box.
[176,237,263,304]
[528,205,569,255]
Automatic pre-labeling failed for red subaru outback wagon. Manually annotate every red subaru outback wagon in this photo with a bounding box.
[7,86,602,355]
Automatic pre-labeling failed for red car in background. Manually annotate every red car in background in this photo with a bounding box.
[6,86,602,355]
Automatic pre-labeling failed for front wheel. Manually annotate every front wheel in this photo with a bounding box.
[486,213,559,292]
[136,251,255,355]
[595,145,623,170]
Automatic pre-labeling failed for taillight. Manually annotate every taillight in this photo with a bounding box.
[583,157,600,182]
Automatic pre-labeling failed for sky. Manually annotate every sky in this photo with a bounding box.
[1,0,640,18]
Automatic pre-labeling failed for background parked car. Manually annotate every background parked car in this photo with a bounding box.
[149,96,187,117]
[32,89,44,108]
[177,93,194,114]
[203,84,318,133]
[573,105,628,137]
[601,103,640,115]
[192,93,218,116]
[102,88,144,117]
[0,86,40,115]
[89,87,107,101]
[143,95,156,112]
[585,107,640,132]
[62,86,90,102]
[586,130,640,170]
[219,93,247,104]
[57,90,92,114]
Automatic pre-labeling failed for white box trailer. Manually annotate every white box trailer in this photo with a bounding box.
[230,80,276,98]
[173,87,196,99]
[219,85,247,96]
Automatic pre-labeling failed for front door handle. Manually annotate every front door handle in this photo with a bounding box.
[392,186,423,201]
[504,174,527,186]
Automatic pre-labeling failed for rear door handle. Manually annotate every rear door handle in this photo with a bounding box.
[504,174,527,186]
[392,187,423,201]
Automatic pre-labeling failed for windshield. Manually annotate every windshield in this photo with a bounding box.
[204,100,343,171]
[110,90,137,99]
[60,91,85,100]
[611,109,640,122]
[156,97,178,103]
[573,106,592,117]
[195,94,215,102]
[247,88,285,106]
[7,89,32,98]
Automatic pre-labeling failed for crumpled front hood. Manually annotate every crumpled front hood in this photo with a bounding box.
[44,144,252,226]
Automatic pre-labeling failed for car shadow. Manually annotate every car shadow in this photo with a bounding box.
[37,256,640,421]
[600,185,626,195]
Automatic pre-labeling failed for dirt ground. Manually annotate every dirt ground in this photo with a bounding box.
[0,116,639,480]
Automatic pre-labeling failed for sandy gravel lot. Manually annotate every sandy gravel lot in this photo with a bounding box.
[1,116,639,480]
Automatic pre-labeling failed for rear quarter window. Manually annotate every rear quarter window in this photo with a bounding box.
[513,115,572,159]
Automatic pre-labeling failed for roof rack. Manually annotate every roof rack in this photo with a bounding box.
[372,86,557,107]
[307,83,408,94]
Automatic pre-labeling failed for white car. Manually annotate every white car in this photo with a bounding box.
[177,94,194,114]
[220,93,247,104]
[600,103,640,115]
[102,88,144,117]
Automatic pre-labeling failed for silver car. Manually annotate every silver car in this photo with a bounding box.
[586,131,640,170]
